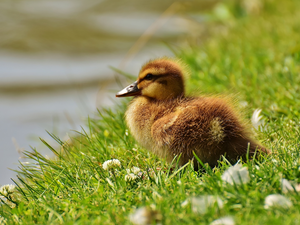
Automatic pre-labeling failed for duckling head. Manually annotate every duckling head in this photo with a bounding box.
[116,58,187,100]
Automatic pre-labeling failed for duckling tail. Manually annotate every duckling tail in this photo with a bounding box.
[227,137,270,162]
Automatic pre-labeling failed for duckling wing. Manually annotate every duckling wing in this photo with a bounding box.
[151,104,212,152]
[150,103,223,165]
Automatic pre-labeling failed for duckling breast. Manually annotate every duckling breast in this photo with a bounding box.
[125,96,175,151]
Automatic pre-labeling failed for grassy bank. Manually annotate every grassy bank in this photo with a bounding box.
[1,0,300,224]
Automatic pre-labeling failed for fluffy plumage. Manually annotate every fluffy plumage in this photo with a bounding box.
[116,58,269,168]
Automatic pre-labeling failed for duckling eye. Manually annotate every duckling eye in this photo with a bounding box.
[145,73,153,80]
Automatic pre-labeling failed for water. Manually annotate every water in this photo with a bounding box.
[0,0,211,185]
[0,53,116,185]
[0,48,172,185]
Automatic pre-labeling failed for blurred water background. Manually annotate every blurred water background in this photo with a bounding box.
[0,0,220,184]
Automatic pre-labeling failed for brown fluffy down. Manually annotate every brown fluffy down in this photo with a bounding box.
[117,58,269,169]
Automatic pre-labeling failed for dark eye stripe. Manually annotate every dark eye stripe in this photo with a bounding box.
[142,74,165,81]
[145,73,153,80]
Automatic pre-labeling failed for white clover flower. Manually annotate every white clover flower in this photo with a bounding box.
[221,163,250,185]
[102,159,121,170]
[210,216,235,225]
[281,179,300,193]
[264,194,293,209]
[191,195,224,214]
[127,167,141,175]
[0,184,16,196]
[125,173,138,182]
[251,109,263,130]
[129,207,149,225]
[281,179,295,193]
[129,207,161,225]
[131,167,141,175]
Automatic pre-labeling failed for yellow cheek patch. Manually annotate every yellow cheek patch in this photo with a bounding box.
[142,83,171,100]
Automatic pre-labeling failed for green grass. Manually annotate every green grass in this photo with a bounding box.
[1,0,300,224]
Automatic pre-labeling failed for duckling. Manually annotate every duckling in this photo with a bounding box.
[116,58,269,169]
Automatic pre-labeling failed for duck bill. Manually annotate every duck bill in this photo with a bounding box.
[116,81,141,97]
